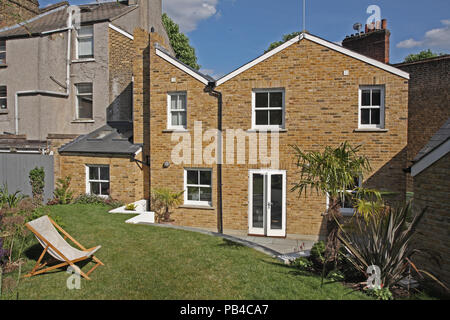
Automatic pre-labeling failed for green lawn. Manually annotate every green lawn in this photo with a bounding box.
[1,204,372,300]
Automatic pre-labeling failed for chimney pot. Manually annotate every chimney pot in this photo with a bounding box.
[382,19,387,30]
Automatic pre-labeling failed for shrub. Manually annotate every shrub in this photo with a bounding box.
[73,194,124,208]
[29,167,45,206]
[52,176,74,205]
[310,241,326,269]
[326,270,345,282]
[125,203,137,211]
[365,287,393,300]
[292,257,313,272]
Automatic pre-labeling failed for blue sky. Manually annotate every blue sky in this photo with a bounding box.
[41,0,450,78]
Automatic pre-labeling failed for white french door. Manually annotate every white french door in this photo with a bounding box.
[248,170,286,237]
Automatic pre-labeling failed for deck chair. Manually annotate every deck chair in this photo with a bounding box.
[24,215,104,280]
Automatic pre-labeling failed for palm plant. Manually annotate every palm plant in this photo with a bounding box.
[338,202,448,291]
[291,142,371,265]
[151,188,184,223]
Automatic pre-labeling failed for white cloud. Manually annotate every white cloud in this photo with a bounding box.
[397,19,450,50]
[163,0,219,33]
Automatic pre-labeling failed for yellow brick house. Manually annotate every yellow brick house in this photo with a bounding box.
[135,29,409,240]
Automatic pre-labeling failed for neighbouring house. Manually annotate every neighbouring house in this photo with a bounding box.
[0,0,41,29]
[0,0,171,201]
[394,55,450,191]
[130,19,409,240]
[410,118,450,293]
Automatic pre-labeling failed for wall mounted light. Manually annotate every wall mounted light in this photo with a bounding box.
[163,161,170,168]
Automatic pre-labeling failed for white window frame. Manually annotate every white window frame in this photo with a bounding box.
[0,40,6,65]
[0,86,6,110]
[76,25,94,59]
[358,86,385,129]
[326,177,362,216]
[75,83,93,120]
[184,168,213,207]
[252,88,285,130]
[167,92,187,130]
[85,165,110,198]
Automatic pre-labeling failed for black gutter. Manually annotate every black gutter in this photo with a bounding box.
[204,81,223,234]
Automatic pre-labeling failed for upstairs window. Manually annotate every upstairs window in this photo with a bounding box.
[77,25,94,59]
[252,89,285,129]
[0,86,6,109]
[86,165,110,197]
[168,92,187,129]
[0,40,5,64]
[76,83,93,120]
[359,86,385,129]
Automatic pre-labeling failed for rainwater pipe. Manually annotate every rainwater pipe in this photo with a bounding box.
[14,6,73,135]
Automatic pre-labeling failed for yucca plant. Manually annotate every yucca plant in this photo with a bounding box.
[338,202,448,291]
[151,188,184,223]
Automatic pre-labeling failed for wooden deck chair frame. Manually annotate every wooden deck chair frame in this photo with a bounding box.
[24,216,104,280]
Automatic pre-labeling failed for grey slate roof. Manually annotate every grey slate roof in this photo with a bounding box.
[413,117,450,163]
[0,1,136,39]
[58,122,141,155]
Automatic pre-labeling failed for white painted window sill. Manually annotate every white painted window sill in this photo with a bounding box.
[0,64,7,68]
[179,205,215,210]
[354,128,388,132]
[162,129,189,133]
[71,119,95,123]
[72,58,95,64]
[247,128,287,133]
[0,109,8,114]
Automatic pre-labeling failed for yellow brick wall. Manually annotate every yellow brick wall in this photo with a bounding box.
[137,31,409,239]
[58,153,144,204]
[413,154,450,293]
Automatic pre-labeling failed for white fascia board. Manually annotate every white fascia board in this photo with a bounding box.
[215,33,409,87]
[303,33,410,79]
[155,49,210,85]
[108,23,134,40]
[411,139,450,177]
[216,34,303,86]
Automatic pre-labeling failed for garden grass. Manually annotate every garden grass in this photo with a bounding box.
[1,204,372,300]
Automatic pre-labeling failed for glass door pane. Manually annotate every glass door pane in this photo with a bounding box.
[270,174,283,230]
[252,174,264,229]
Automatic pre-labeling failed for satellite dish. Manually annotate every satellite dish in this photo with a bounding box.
[353,22,362,33]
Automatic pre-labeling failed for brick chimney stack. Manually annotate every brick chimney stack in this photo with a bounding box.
[342,19,390,64]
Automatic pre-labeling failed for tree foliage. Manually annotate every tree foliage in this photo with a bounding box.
[404,49,446,63]
[291,142,372,267]
[162,13,200,70]
[266,32,301,53]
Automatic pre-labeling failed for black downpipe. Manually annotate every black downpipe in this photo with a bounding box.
[205,82,223,234]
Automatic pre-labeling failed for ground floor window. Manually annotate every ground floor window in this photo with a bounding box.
[335,177,361,216]
[86,165,110,197]
[184,168,212,206]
